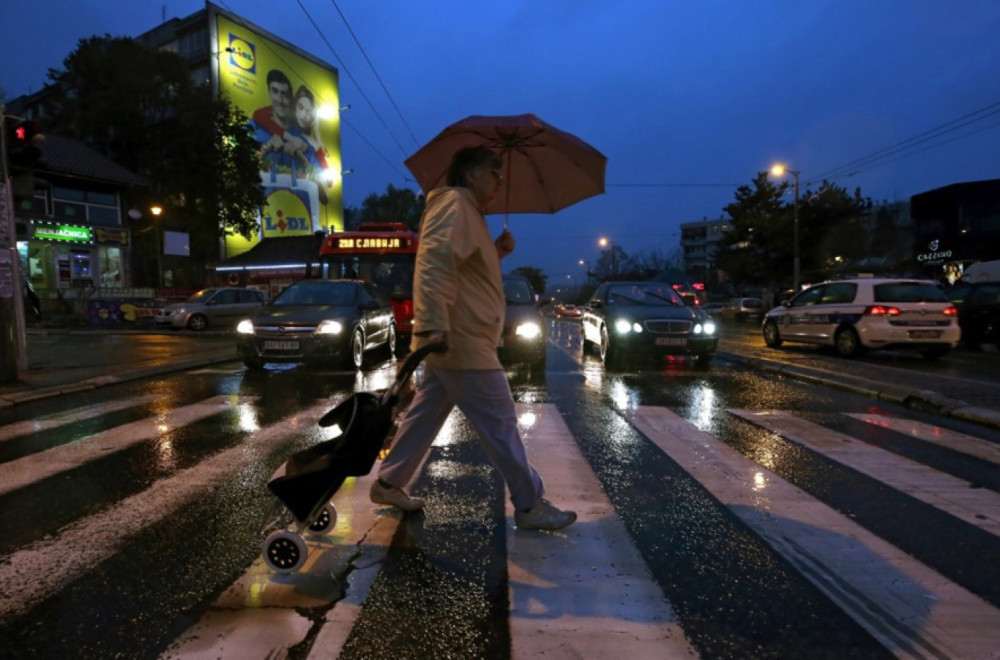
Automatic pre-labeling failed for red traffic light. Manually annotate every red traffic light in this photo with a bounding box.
[6,118,44,167]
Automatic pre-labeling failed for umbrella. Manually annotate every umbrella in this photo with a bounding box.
[404,113,607,226]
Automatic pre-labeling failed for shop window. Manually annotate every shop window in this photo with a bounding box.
[52,186,120,225]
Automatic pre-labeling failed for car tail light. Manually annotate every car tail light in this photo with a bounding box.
[863,305,902,316]
[943,306,958,316]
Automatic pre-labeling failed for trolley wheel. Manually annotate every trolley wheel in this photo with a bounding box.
[262,530,308,574]
[307,502,338,536]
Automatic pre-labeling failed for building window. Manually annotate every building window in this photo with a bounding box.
[52,186,120,225]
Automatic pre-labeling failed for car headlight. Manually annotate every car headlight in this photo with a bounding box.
[515,322,542,340]
[236,319,254,334]
[614,319,642,334]
[316,320,344,335]
[693,320,716,335]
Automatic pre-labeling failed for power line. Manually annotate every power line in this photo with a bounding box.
[329,0,420,149]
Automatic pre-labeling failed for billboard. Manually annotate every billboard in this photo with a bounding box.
[214,12,343,257]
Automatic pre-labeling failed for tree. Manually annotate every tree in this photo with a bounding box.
[43,36,265,286]
[348,184,425,230]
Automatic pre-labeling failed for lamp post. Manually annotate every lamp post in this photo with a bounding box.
[770,164,800,292]
[150,205,163,290]
[599,237,617,278]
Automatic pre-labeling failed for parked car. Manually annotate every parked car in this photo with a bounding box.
[944,280,1000,346]
[236,279,395,370]
[581,280,717,368]
[498,276,547,369]
[701,302,725,317]
[762,277,960,359]
[720,297,764,322]
[154,287,267,331]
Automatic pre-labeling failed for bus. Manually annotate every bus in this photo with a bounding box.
[319,222,419,353]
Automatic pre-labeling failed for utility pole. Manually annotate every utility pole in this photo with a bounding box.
[1,99,32,383]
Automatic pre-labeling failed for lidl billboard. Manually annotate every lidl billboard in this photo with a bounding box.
[214,11,343,257]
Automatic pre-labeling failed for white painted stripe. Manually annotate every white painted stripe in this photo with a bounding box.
[0,400,334,619]
[845,412,1000,466]
[507,403,696,659]
[630,406,1000,660]
[0,395,258,496]
[730,409,1000,537]
[0,394,164,442]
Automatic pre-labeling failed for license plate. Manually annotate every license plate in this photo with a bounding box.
[263,340,299,350]
[908,330,941,339]
[655,337,687,346]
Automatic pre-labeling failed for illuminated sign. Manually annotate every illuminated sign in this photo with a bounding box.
[31,222,93,243]
[336,237,407,250]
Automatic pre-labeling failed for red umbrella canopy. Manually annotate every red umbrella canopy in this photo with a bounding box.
[404,113,607,216]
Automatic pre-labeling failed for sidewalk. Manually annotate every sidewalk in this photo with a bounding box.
[3,327,1000,431]
[0,327,238,407]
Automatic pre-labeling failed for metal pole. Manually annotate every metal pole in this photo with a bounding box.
[0,101,28,383]
[793,172,800,292]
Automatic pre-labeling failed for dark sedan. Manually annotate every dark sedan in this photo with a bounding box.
[581,281,718,368]
[945,280,1000,347]
[236,279,396,370]
[498,276,547,369]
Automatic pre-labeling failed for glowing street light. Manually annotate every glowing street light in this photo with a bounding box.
[770,164,801,292]
[598,236,617,277]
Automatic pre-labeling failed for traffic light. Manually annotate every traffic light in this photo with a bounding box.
[5,117,44,167]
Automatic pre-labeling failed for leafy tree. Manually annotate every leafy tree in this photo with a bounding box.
[43,35,264,286]
[350,184,425,230]
[509,266,547,296]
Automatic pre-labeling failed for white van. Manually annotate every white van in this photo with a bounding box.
[962,259,1000,283]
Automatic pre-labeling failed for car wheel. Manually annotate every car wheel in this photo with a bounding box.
[762,320,783,348]
[600,325,623,369]
[834,327,863,358]
[920,347,949,360]
[383,324,397,359]
[243,356,265,370]
[187,314,208,331]
[342,328,364,370]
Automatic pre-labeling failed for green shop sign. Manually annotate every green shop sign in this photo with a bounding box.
[32,222,93,243]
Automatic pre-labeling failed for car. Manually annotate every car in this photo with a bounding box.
[944,280,1000,346]
[720,297,764,322]
[580,280,717,368]
[498,276,547,369]
[236,279,396,370]
[154,287,267,331]
[761,277,960,359]
[554,303,582,319]
[701,302,724,316]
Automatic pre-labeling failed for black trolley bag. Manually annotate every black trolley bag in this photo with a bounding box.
[261,342,445,573]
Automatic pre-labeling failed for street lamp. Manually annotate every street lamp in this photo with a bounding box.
[598,237,617,278]
[150,205,163,289]
[770,164,800,292]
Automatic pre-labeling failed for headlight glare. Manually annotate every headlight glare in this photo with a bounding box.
[236,319,254,334]
[614,319,633,334]
[316,320,343,335]
[515,322,542,339]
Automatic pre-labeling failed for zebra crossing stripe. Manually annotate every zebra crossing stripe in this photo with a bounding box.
[629,405,1000,660]
[0,395,258,496]
[730,409,1000,538]
[0,400,333,620]
[0,394,164,442]
[846,412,1000,466]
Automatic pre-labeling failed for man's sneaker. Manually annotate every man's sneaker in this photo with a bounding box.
[515,499,577,531]
[370,480,424,512]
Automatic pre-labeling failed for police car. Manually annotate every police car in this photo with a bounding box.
[761,277,960,359]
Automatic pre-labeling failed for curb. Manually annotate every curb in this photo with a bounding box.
[716,351,1000,432]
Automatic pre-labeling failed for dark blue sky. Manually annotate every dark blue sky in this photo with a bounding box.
[3,1,999,283]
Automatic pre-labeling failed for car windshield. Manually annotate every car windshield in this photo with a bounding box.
[873,282,948,303]
[607,284,683,306]
[272,282,358,306]
[504,280,534,304]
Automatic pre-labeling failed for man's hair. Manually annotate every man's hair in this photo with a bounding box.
[446,146,501,187]
[267,69,292,89]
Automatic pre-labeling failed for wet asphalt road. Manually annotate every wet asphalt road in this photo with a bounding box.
[1,320,999,658]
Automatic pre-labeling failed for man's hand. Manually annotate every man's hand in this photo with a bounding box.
[495,230,515,259]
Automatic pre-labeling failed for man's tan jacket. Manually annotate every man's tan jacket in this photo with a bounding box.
[410,187,504,370]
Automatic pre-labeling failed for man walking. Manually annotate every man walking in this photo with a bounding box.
[370,146,576,531]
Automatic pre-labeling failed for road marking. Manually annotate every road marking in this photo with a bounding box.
[845,412,1000,466]
[730,409,1000,537]
[0,400,334,619]
[629,405,1000,660]
[0,394,164,442]
[0,395,258,496]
